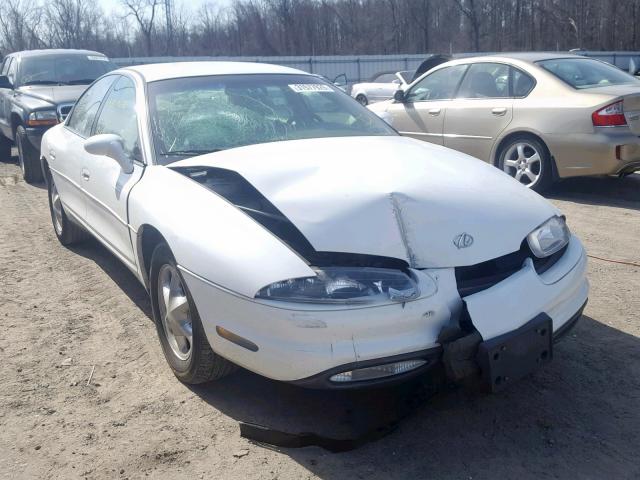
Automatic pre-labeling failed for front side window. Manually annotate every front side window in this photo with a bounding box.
[17,54,116,87]
[457,63,510,99]
[94,76,140,160]
[537,58,640,89]
[148,74,395,165]
[66,75,116,138]
[405,65,468,102]
[1,57,12,76]
[7,58,17,85]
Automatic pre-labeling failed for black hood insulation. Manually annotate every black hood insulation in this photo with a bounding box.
[172,166,409,271]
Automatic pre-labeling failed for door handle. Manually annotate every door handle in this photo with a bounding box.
[81,169,90,181]
[492,107,507,116]
[428,108,441,116]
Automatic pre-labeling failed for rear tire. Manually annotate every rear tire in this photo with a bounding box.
[46,168,87,245]
[16,125,43,184]
[356,94,368,106]
[149,242,236,384]
[497,135,553,193]
[0,134,11,162]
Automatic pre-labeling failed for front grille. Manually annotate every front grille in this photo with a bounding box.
[57,103,74,122]
[455,241,567,297]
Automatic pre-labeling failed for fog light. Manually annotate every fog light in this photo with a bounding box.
[329,359,427,383]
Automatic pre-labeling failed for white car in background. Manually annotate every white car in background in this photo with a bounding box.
[40,62,588,391]
[351,71,412,105]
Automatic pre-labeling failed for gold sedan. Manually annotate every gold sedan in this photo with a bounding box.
[368,53,640,192]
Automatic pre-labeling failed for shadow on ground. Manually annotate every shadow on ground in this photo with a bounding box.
[548,173,639,209]
[68,239,152,317]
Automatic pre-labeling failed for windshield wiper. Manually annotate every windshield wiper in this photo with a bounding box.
[21,80,70,86]
[67,79,97,85]
[161,149,223,156]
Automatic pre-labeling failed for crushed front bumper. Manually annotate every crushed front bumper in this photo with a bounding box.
[181,235,588,389]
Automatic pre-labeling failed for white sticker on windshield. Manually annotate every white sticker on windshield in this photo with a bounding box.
[87,55,108,61]
[288,84,334,93]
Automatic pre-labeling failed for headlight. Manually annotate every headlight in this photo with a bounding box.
[527,216,570,258]
[27,110,58,126]
[255,267,419,304]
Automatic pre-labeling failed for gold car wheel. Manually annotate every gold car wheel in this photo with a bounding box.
[502,142,542,187]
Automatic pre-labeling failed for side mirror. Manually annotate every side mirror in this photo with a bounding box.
[0,75,13,89]
[393,89,406,103]
[84,134,134,174]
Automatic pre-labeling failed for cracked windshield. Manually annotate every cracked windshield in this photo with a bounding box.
[148,73,395,164]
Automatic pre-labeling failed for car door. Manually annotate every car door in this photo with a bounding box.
[81,75,144,270]
[0,57,15,138]
[48,75,116,222]
[443,62,514,161]
[384,64,468,145]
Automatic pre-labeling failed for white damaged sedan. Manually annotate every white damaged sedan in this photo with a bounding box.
[40,62,589,390]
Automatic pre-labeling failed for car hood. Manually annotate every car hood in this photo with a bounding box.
[17,85,89,105]
[171,136,558,268]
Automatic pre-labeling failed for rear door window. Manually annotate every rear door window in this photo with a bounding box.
[511,68,535,97]
[456,63,510,99]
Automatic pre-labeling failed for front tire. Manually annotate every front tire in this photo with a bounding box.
[149,243,235,384]
[497,135,553,193]
[46,169,87,245]
[16,125,43,184]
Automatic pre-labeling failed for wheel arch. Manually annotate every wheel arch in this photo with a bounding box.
[492,130,559,180]
[136,224,169,291]
[10,112,23,138]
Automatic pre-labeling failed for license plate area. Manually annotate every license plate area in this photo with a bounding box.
[477,313,552,392]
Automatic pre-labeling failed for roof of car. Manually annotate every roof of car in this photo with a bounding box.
[453,52,584,64]
[8,49,108,59]
[123,61,308,82]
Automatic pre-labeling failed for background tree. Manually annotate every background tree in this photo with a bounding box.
[2,0,640,59]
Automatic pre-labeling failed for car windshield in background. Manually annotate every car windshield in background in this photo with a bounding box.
[148,74,396,164]
[18,54,116,87]
[537,58,640,89]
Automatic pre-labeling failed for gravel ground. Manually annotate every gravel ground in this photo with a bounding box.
[0,153,639,480]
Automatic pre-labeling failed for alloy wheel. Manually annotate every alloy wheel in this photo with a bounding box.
[502,142,542,187]
[157,264,193,361]
[16,134,25,174]
[50,179,64,235]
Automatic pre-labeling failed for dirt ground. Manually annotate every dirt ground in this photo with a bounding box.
[0,151,639,480]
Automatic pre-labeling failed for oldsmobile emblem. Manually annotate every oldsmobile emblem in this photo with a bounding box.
[453,233,474,249]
